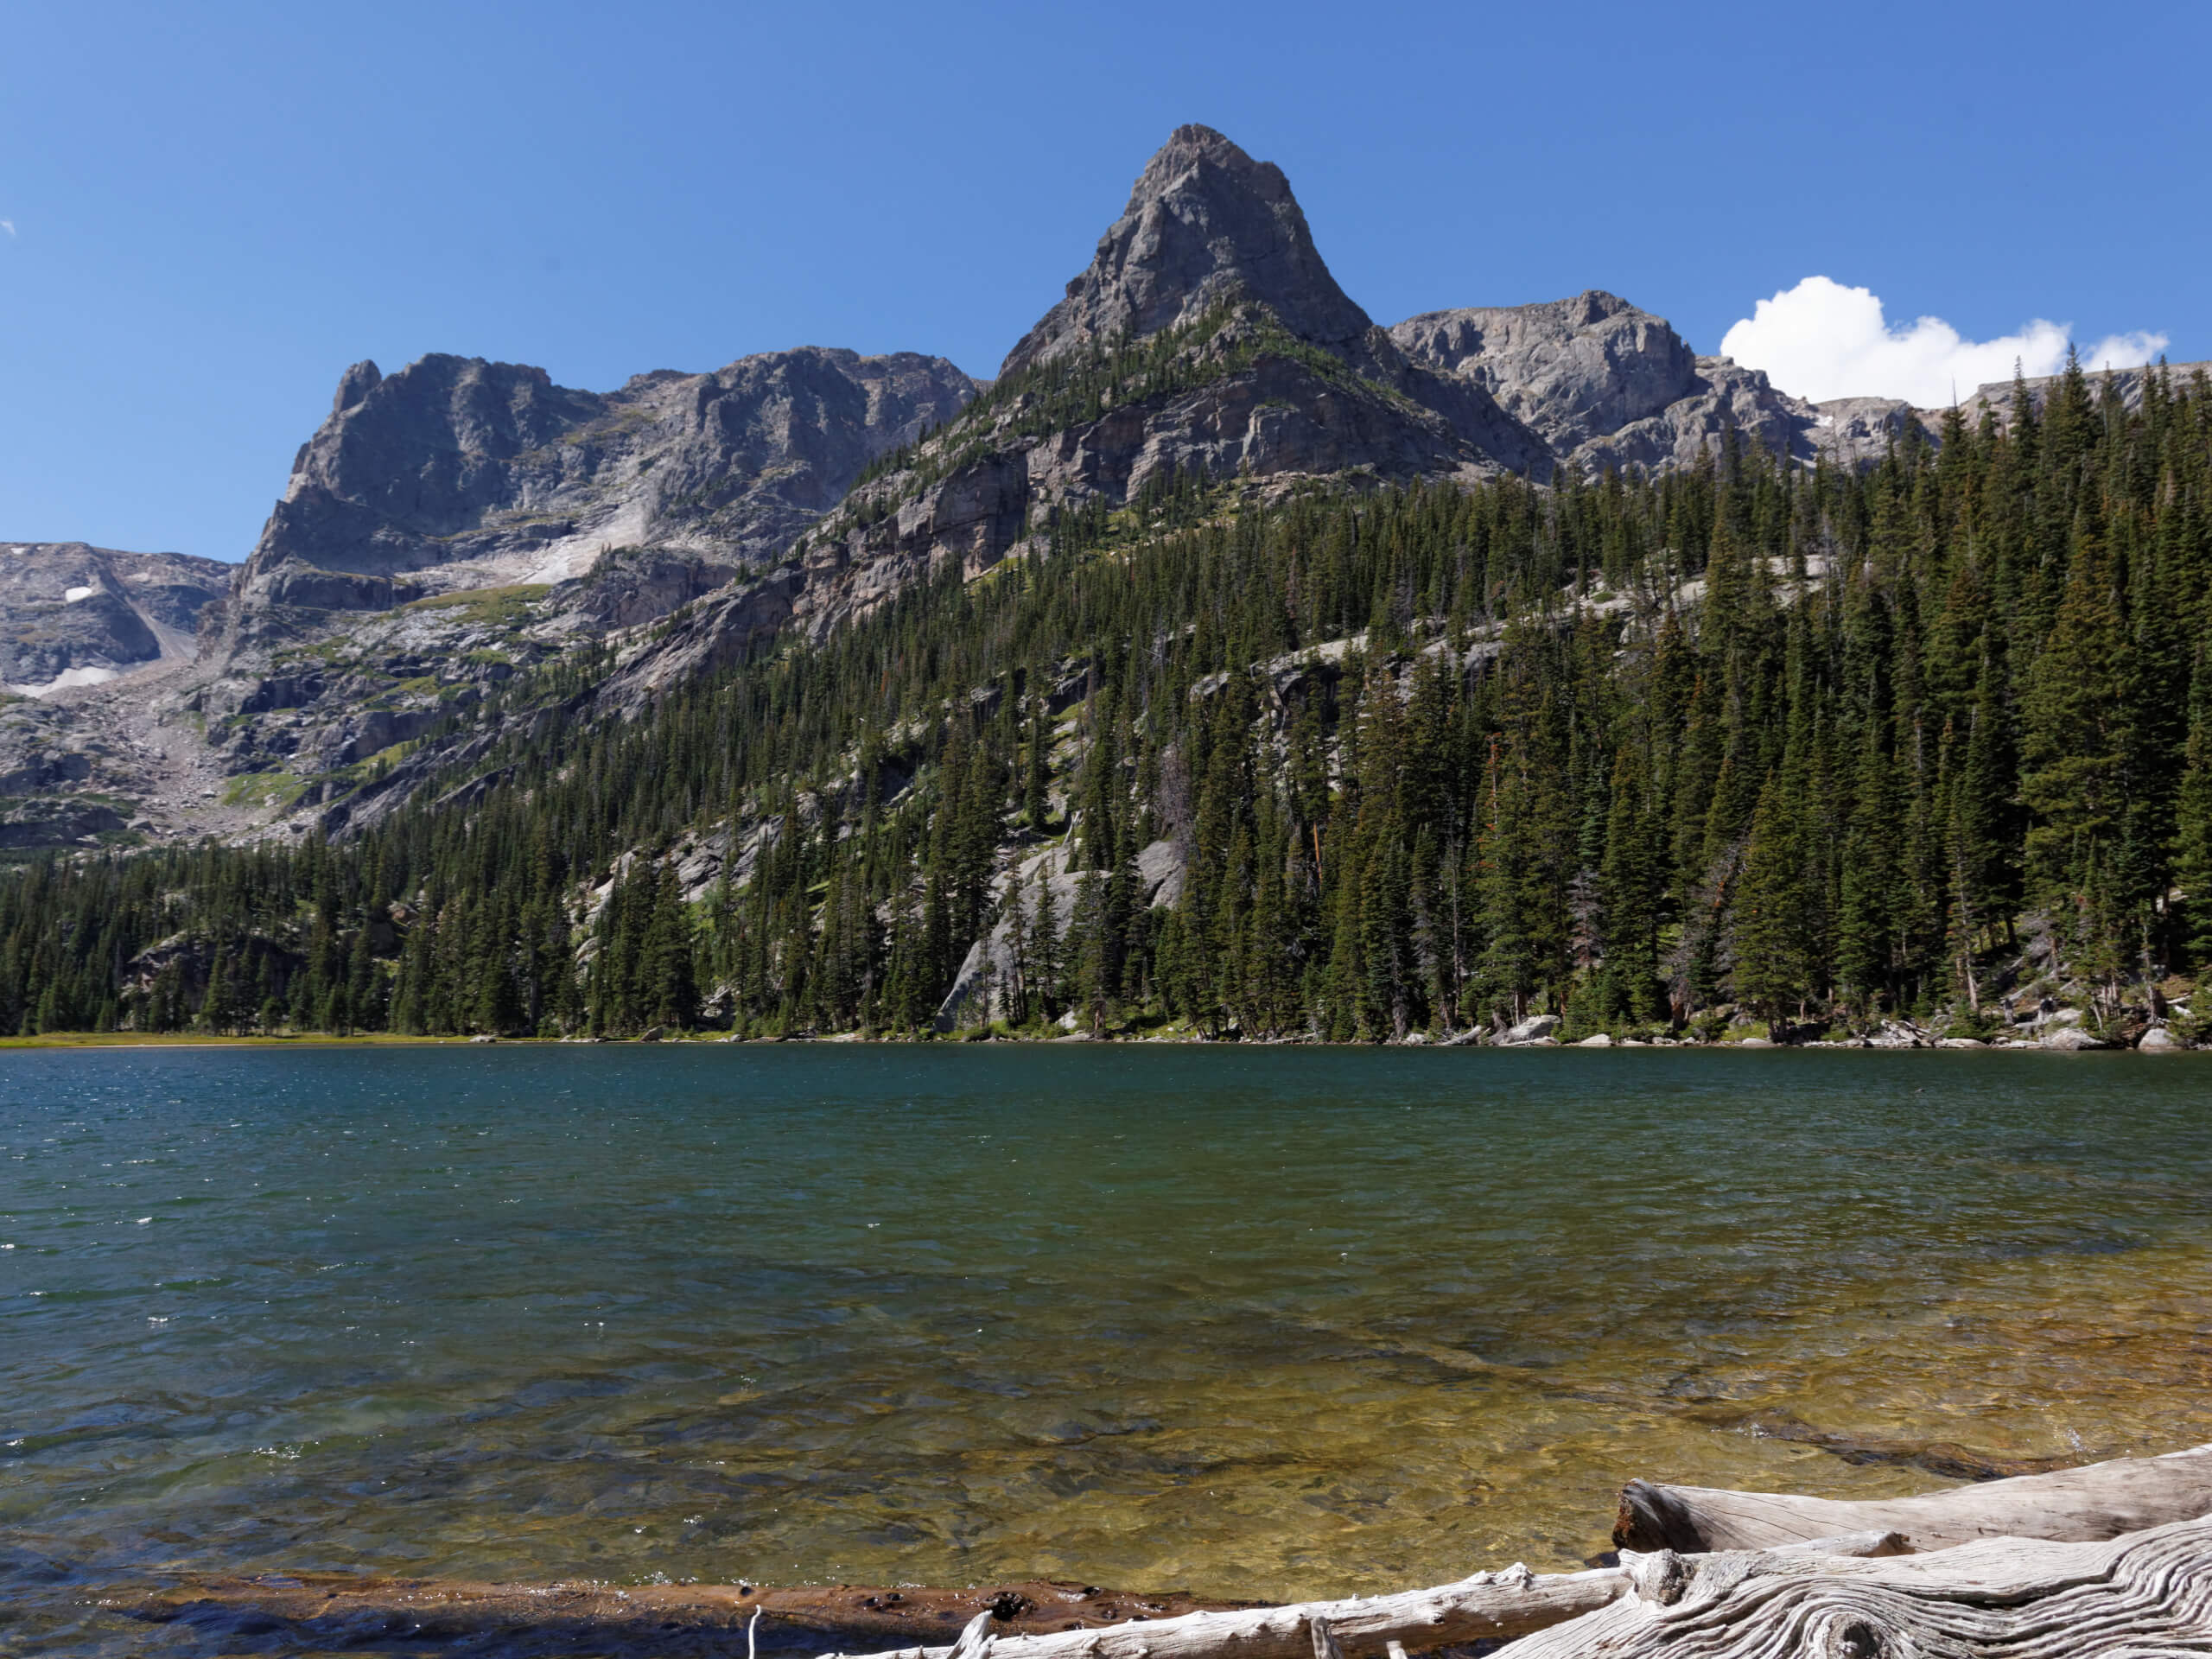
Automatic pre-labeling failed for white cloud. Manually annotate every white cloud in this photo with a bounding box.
[0,220,14,238]
[1719,276,2169,407]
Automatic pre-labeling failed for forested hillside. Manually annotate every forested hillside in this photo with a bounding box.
[3,359,2208,1043]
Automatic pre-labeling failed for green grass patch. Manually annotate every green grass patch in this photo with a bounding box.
[220,771,309,811]
[404,584,552,626]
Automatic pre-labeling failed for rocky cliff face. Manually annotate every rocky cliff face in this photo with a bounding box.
[156,343,977,816]
[219,345,978,646]
[0,543,228,694]
[1390,290,1920,473]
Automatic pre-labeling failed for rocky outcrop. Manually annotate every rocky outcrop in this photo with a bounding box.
[1391,292,1702,453]
[1390,291,1920,473]
[1003,124,1376,374]
[219,346,978,645]
[994,125,1547,476]
[932,839,1191,1029]
[0,542,227,694]
[596,566,807,705]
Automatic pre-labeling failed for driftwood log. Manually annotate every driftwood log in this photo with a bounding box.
[1615,1442,2212,1554]
[126,1574,1256,1651]
[128,1446,2212,1656]
[842,1537,1905,1659]
[1507,1510,2212,1656]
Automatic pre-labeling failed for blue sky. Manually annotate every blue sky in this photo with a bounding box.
[3,0,2206,562]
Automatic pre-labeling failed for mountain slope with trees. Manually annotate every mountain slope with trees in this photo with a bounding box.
[3,353,2208,1046]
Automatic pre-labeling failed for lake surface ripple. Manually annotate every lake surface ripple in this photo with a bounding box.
[3,1046,2210,1653]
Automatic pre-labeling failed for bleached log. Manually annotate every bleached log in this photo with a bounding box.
[846,1567,1628,1659]
[1614,1442,2212,1554]
[845,1540,1904,1659]
[1501,1508,2212,1656]
[132,1539,1907,1656]
[129,1574,1255,1649]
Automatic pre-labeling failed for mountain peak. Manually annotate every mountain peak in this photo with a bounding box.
[999,125,1373,377]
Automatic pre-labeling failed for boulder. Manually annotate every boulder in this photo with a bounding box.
[2041,1025,2112,1051]
[1575,1032,1612,1047]
[1501,1014,1560,1045]
[2138,1026,2188,1051]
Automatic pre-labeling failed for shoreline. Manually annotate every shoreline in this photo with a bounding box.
[0,1031,2196,1052]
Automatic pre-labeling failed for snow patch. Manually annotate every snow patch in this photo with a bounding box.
[9,665,120,698]
[63,585,96,603]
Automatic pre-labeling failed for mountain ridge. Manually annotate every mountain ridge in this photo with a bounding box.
[0,124,2197,855]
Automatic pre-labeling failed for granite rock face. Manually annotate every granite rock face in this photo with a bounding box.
[1391,291,1921,472]
[997,124,1546,476]
[0,542,228,694]
[1002,124,1376,374]
[220,346,977,645]
[1391,292,1702,453]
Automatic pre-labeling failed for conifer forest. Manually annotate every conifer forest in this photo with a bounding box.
[4,360,2209,1045]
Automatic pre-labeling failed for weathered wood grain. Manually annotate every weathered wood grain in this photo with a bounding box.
[1615,1442,2212,1554]
[841,1566,1632,1659]
[1507,1508,2212,1656]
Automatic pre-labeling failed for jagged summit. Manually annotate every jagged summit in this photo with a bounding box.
[1000,124,1375,376]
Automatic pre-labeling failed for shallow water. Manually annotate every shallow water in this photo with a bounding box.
[3,1046,2210,1653]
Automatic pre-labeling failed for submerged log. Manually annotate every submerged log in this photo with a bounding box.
[1681,1410,2087,1482]
[126,1573,1258,1651]
[1614,1441,2212,1554]
[1506,1509,2212,1656]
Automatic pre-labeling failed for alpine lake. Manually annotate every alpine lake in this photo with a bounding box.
[3,1045,2209,1654]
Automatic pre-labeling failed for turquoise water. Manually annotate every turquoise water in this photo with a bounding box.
[3,1046,2211,1654]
